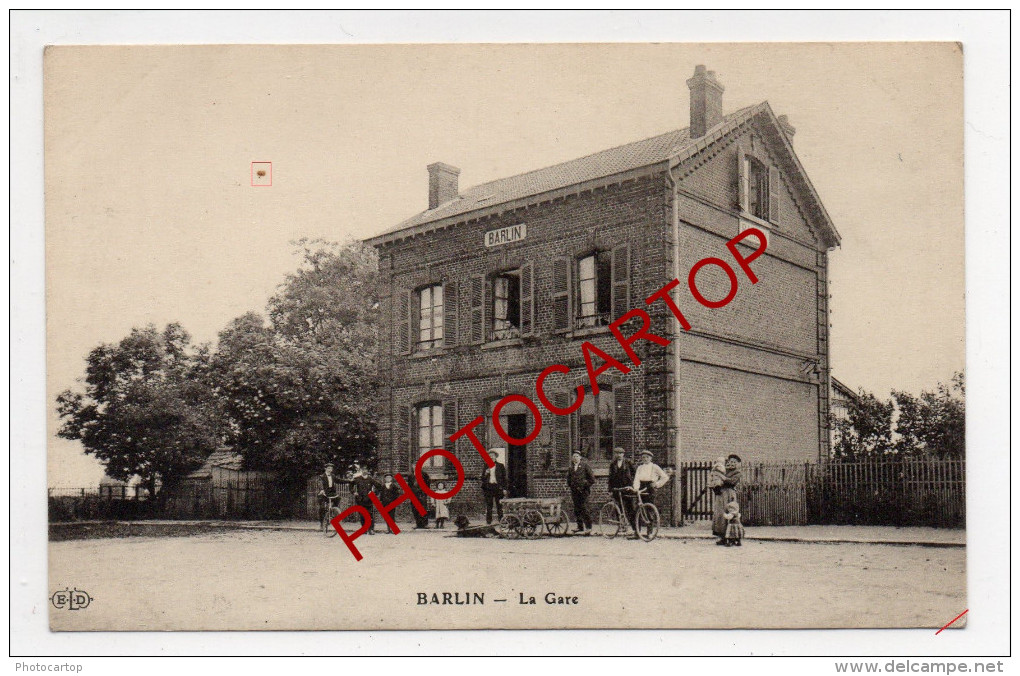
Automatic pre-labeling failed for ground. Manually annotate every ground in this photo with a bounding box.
[48,525,966,631]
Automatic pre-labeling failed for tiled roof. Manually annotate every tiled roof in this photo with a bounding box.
[202,449,245,472]
[369,104,762,243]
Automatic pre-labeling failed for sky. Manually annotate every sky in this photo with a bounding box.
[44,43,964,487]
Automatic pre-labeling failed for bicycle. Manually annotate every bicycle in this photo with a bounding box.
[320,494,342,537]
[598,487,660,542]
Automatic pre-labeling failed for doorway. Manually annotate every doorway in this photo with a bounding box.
[505,414,528,498]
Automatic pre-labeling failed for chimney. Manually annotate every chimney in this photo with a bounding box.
[427,162,460,210]
[777,114,797,140]
[686,65,725,138]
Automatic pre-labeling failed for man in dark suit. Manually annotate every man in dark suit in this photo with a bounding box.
[566,449,596,534]
[378,472,401,534]
[607,446,636,529]
[413,469,431,529]
[480,451,508,524]
[350,463,382,535]
[317,462,342,529]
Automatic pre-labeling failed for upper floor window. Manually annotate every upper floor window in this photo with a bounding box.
[491,271,521,341]
[746,156,769,221]
[417,284,444,349]
[416,402,445,469]
[577,252,613,329]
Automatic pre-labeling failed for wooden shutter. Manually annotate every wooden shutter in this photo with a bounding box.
[610,243,631,320]
[768,165,781,225]
[520,262,534,336]
[736,145,748,212]
[408,406,419,471]
[442,281,458,349]
[612,383,634,459]
[469,274,484,344]
[551,256,572,332]
[396,289,413,355]
[552,391,571,468]
[396,404,410,471]
[483,277,493,343]
[443,398,458,457]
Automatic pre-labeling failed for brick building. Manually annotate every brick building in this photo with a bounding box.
[365,66,840,522]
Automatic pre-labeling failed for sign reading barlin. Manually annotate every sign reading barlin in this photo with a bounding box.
[484,223,526,248]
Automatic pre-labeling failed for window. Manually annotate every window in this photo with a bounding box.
[746,156,769,221]
[417,284,443,349]
[490,271,521,341]
[575,386,614,465]
[577,252,612,328]
[416,403,444,469]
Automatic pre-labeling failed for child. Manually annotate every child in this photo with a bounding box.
[432,482,450,529]
[723,500,745,546]
[708,457,727,489]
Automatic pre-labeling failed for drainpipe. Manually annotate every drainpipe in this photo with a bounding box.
[664,158,685,526]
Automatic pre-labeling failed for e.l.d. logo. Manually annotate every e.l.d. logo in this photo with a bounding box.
[50,588,92,610]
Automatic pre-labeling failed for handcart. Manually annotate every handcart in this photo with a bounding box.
[498,497,571,539]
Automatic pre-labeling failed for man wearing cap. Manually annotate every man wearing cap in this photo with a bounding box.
[317,462,341,530]
[378,472,401,534]
[632,449,671,519]
[350,462,382,535]
[607,447,636,530]
[566,449,596,534]
[480,450,508,525]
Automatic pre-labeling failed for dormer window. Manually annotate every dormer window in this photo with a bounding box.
[746,156,769,221]
[738,146,781,226]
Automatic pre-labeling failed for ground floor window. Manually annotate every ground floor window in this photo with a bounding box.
[417,402,444,468]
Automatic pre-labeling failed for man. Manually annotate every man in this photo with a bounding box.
[566,449,596,534]
[632,449,671,507]
[378,473,401,534]
[479,450,508,525]
[413,469,431,529]
[607,447,636,530]
[350,463,382,535]
[317,462,341,529]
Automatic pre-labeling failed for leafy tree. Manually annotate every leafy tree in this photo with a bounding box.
[56,323,224,497]
[892,371,965,458]
[831,390,895,460]
[211,240,379,481]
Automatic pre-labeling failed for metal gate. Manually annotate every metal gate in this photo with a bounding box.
[678,461,714,521]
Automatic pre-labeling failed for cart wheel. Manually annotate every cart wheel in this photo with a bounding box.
[598,501,624,539]
[500,514,522,539]
[635,503,660,542]
[523,510,544,539]
[548,511,570,536]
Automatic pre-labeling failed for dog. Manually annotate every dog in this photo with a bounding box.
[454,515,499,538]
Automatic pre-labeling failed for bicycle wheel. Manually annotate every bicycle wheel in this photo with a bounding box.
[598,501,624,539]
[635,503,660,542]
[499,514,522,539]
[324,506,342,537]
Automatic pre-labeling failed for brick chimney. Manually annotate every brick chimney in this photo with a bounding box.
[777,114,797,141]
[427,162,460,210]
[686,65,725,138]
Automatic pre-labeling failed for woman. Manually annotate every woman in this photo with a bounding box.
[711,454,742,540]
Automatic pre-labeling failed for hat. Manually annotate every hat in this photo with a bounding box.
[571,449,582,456]
[324,462,335,469]
[638,449,654,458]
[612,447,625,455]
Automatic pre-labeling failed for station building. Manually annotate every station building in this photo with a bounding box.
[365,66,840,521]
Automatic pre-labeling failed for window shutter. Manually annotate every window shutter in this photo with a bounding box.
[612,382,634,459]
[396,290,413,355]
[396,404,410,471]
[483,277,493,343]
[551,256,572,332]
[469,274,484,344]
[443,398,458,457]
[736,145,749,212]
[552,391,571,468]
[768,165,781,225]
[409,406,420,471]
[610,243,631,320]
[443,281,458,348]
[520,261,535,336]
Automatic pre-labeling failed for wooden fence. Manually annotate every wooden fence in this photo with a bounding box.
[677,457,965,528]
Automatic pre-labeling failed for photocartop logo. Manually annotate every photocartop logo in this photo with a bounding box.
[332,227,770,562]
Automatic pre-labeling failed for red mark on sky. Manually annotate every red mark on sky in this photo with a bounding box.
[935,609,968,635]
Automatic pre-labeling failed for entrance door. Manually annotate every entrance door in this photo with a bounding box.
[505,414,528,498]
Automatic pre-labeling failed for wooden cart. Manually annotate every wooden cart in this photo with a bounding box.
[498,497,571,539]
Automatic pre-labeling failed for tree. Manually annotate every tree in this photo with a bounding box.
[210,240,379,481]
[892,371,965,458]
[831,390,896,460]
[56,323,224,497]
